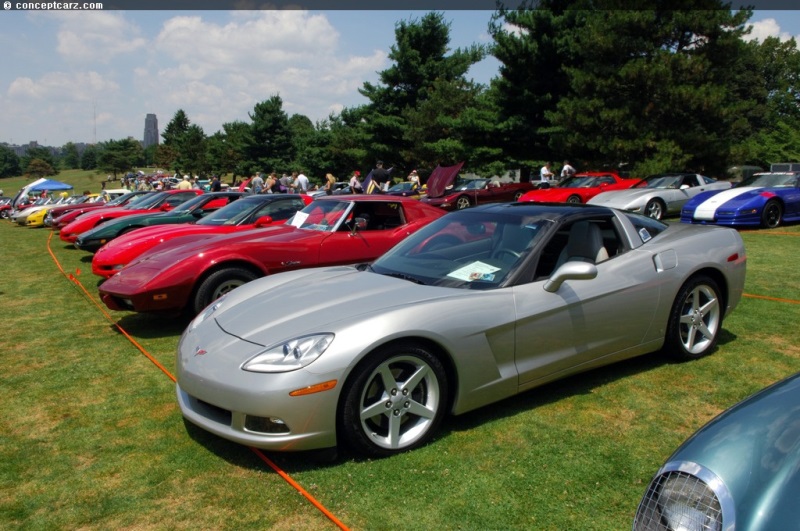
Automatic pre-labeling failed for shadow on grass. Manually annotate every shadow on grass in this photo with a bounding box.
[110,312,192,339]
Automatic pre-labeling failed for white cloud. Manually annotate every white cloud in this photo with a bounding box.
[745,18,799,45]
[47,12,148,63]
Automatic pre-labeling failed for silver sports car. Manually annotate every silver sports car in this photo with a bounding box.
[176,203,746,456]
[588,173,732,220]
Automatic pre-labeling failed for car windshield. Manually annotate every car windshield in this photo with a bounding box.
[171,194,212,213]
[559,176,599,188]
[371,210,549,290]
[288,200,352,232]
[198,197,262,226]
[124,192,166,209]
[634,175,683,189]
[740,172,799,188]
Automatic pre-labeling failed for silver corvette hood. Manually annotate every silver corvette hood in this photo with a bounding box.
[592,188,651,205]
[211,267,464,346]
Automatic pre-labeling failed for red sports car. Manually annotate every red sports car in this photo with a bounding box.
[91,194,312,279]
[98,196,445,315]
[47,191,151,229]
[518,172,637,204]
[59,190,203,244]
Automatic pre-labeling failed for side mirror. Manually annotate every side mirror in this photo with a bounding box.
[254,215,274,227]
[160,203,171,211]
[543,262,598,293]
[680,184,690,190]
[350,217,368,235]
[192,209,205,218]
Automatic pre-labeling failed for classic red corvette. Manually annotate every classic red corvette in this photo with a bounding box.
[98,196,446,315]
[59,190,203,244]
[518,172,638,204]
[91,194,312,278]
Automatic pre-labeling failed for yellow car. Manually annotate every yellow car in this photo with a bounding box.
[26,194,99,228]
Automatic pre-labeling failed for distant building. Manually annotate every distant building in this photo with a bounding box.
[143,113,159,148]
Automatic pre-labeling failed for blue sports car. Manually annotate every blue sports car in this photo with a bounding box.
[680,171,800,228]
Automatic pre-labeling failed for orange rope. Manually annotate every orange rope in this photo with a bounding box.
[743,293,800,305]
[46,231,349,530]
[251,448,350,531]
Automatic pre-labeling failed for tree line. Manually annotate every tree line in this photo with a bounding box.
[2,4,799,184]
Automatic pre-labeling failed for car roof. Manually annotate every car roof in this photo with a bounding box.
[461,201,616,218]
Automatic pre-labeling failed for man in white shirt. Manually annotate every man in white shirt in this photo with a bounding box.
[292,171,310,193]
[540,163,554,182]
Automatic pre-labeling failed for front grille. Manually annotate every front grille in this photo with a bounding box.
[634,466,728,531]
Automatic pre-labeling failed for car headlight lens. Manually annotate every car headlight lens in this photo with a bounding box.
[242,334,334,373]
[634,463,732,531]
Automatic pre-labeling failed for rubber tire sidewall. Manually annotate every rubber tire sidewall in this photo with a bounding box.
[761,200,783,229]
[339,342,449,457]
[193,267,258,315]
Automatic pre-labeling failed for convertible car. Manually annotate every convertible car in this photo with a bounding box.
[59,189,202,244]
[633,371,799,531]
[74,191,244,252]
[680,171,800,228]
[91,194,312,278]
[519,172,637,204]
[98,196,446,315]
[588,173,732,220]
[173,202,746,456]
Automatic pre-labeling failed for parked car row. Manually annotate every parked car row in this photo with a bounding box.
[5,171,794,530]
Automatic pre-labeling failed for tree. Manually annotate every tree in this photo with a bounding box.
[245,96,294,175]
[21,146,57,174]
[0,145,21,178]
[61,142,81,170]
[80,145,98,170]
[360,12,485,168]
[162,109,191,147]
[25,158,57,180]
[97,138,143,178]
[490,3,762,176]
[180,125,209,177]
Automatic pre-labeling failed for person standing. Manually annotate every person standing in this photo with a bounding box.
[349,170,363,193]
[370,160,390,193]
[560,160,576,180]
[292,171,309,193]
[540,162,554,182]
[210,175,222,192]
[250,173,264,194]
[324,173,337,195]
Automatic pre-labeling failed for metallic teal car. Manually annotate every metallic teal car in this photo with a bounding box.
[633,371,800,531]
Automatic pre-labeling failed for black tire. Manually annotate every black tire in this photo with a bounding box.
[566,195,581,204]
[455,196,471,210]
[339,342,448,457]
[663,275,722,361]
[761,200,783,229]
[644,198,666,220]
[192,267,258,315]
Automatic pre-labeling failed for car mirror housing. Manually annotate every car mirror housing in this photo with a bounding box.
[543,262,598,293]
[254,215,274,227]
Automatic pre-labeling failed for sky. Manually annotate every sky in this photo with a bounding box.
[0,9,799,148]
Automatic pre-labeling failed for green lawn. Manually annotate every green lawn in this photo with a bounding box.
[1,183,798,529]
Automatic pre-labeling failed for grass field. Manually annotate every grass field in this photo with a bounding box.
[1,172,799,529]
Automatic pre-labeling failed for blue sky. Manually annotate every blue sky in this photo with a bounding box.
[0,9,798,148]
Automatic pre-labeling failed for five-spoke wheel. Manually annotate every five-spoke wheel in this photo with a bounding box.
[340,343,448,457]
[664,276,722,361]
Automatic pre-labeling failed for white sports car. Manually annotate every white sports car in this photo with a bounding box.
[588,173,732,220]
[176,202,746,456]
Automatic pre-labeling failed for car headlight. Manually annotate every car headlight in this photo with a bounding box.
[242,334,334,373]
[633,462,733,531]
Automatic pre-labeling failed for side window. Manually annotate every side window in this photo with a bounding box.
[262,199,304,221]
[349,202,405,231]
[533,216,623,280]
[624,212,668,243]
[168,193,193,206]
